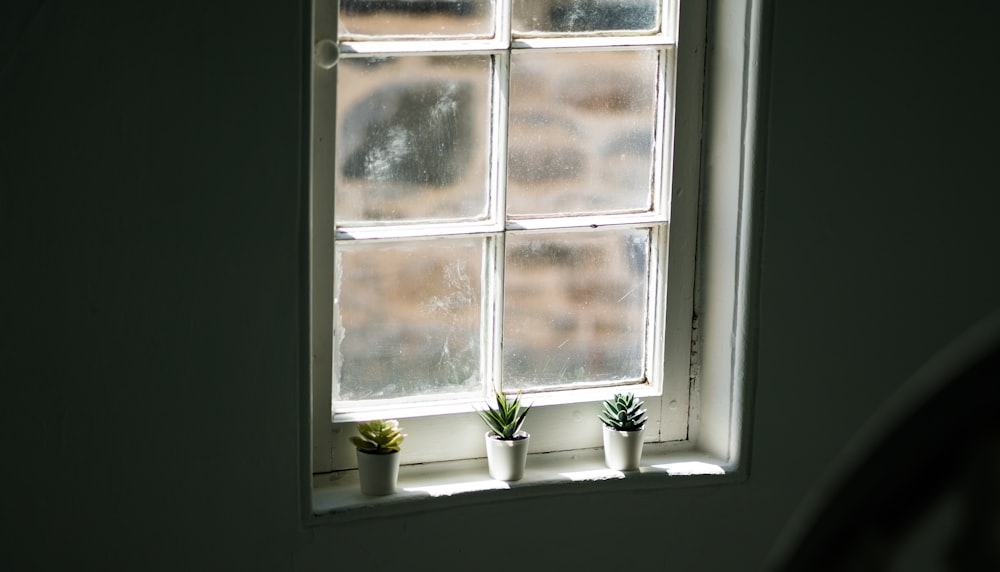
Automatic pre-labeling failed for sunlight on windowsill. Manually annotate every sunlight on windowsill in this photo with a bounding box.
[404,479,510,497]
[311,442,735,521]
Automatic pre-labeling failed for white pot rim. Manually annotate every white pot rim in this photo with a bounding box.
[602,425,646,435]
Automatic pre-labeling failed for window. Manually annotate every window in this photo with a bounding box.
[309,0,760,480]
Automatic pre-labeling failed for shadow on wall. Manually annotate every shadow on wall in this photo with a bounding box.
[767,309,1000,571]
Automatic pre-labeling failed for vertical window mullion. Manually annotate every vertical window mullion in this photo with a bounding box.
[648,223,669,397]
[657,47,675,219]
[486,232,506,395]
[646,46,671,402]
[488,26,512,394]
[497,0,513,45]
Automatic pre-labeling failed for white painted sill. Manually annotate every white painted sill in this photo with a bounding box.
[310,441,737,523]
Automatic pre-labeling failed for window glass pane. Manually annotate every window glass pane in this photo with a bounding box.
[503,229,650,391]
[507,50,659,217]
[336,55,492,225]
[340,0,495,40]
[335,237,485,403]
[512,0,660,36]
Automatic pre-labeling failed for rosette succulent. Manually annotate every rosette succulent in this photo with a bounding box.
[350,419,406,454]
[599,392,648,432]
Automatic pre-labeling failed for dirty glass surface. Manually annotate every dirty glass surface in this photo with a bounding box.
[503,229,650,390]
[335,237,485,401]
[335,55,493,225]
[340,0,496,40]
[512,0,660,36]
[329,3,674,412]
[507,49,659,217]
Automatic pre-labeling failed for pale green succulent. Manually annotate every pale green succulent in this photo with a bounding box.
[350,419,405,454]
[599,393,647,431]
[477,390,531,441]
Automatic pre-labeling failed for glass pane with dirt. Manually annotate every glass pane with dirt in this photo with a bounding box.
[340,0,495,41]
[336,54,493,226]
[513,0,661,36]
[506,49,660,218]
[335,237,486,403]
[502,228,650,391]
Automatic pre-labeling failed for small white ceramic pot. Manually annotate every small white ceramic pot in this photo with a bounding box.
[602,426,645,471]
[356,450,400,496]
[484,432,530,481]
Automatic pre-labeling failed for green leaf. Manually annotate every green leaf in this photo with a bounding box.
[476,409,503,436]
[513,405,530,435]
[478,389,530,439]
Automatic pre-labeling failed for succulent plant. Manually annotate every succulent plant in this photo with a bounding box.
[350,419,406,454]
[599,392,648,431]
[477,389,531,441]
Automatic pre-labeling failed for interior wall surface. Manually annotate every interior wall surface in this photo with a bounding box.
[2,0,999,570]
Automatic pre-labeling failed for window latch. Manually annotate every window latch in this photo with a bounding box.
[315,39,340,70]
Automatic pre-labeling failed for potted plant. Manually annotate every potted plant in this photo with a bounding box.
[350,419,406,496]
[599,392,648,471]
[476,389,532,481]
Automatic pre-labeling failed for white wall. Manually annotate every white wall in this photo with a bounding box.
[3,1,999,570]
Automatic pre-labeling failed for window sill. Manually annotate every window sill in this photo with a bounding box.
[310,441,739,524]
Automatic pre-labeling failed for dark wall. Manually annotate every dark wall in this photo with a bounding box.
[3,1,998,570]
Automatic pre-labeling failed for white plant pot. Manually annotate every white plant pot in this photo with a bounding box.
[602,426,645,471]
[484,432,530,481]
[356,450,400,496]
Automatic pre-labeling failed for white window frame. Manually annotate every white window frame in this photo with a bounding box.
[303,0,766,511]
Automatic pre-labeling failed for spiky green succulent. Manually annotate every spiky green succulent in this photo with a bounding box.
[477,390,531,440]
[350,419,406,454]
[599,393,647,431]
